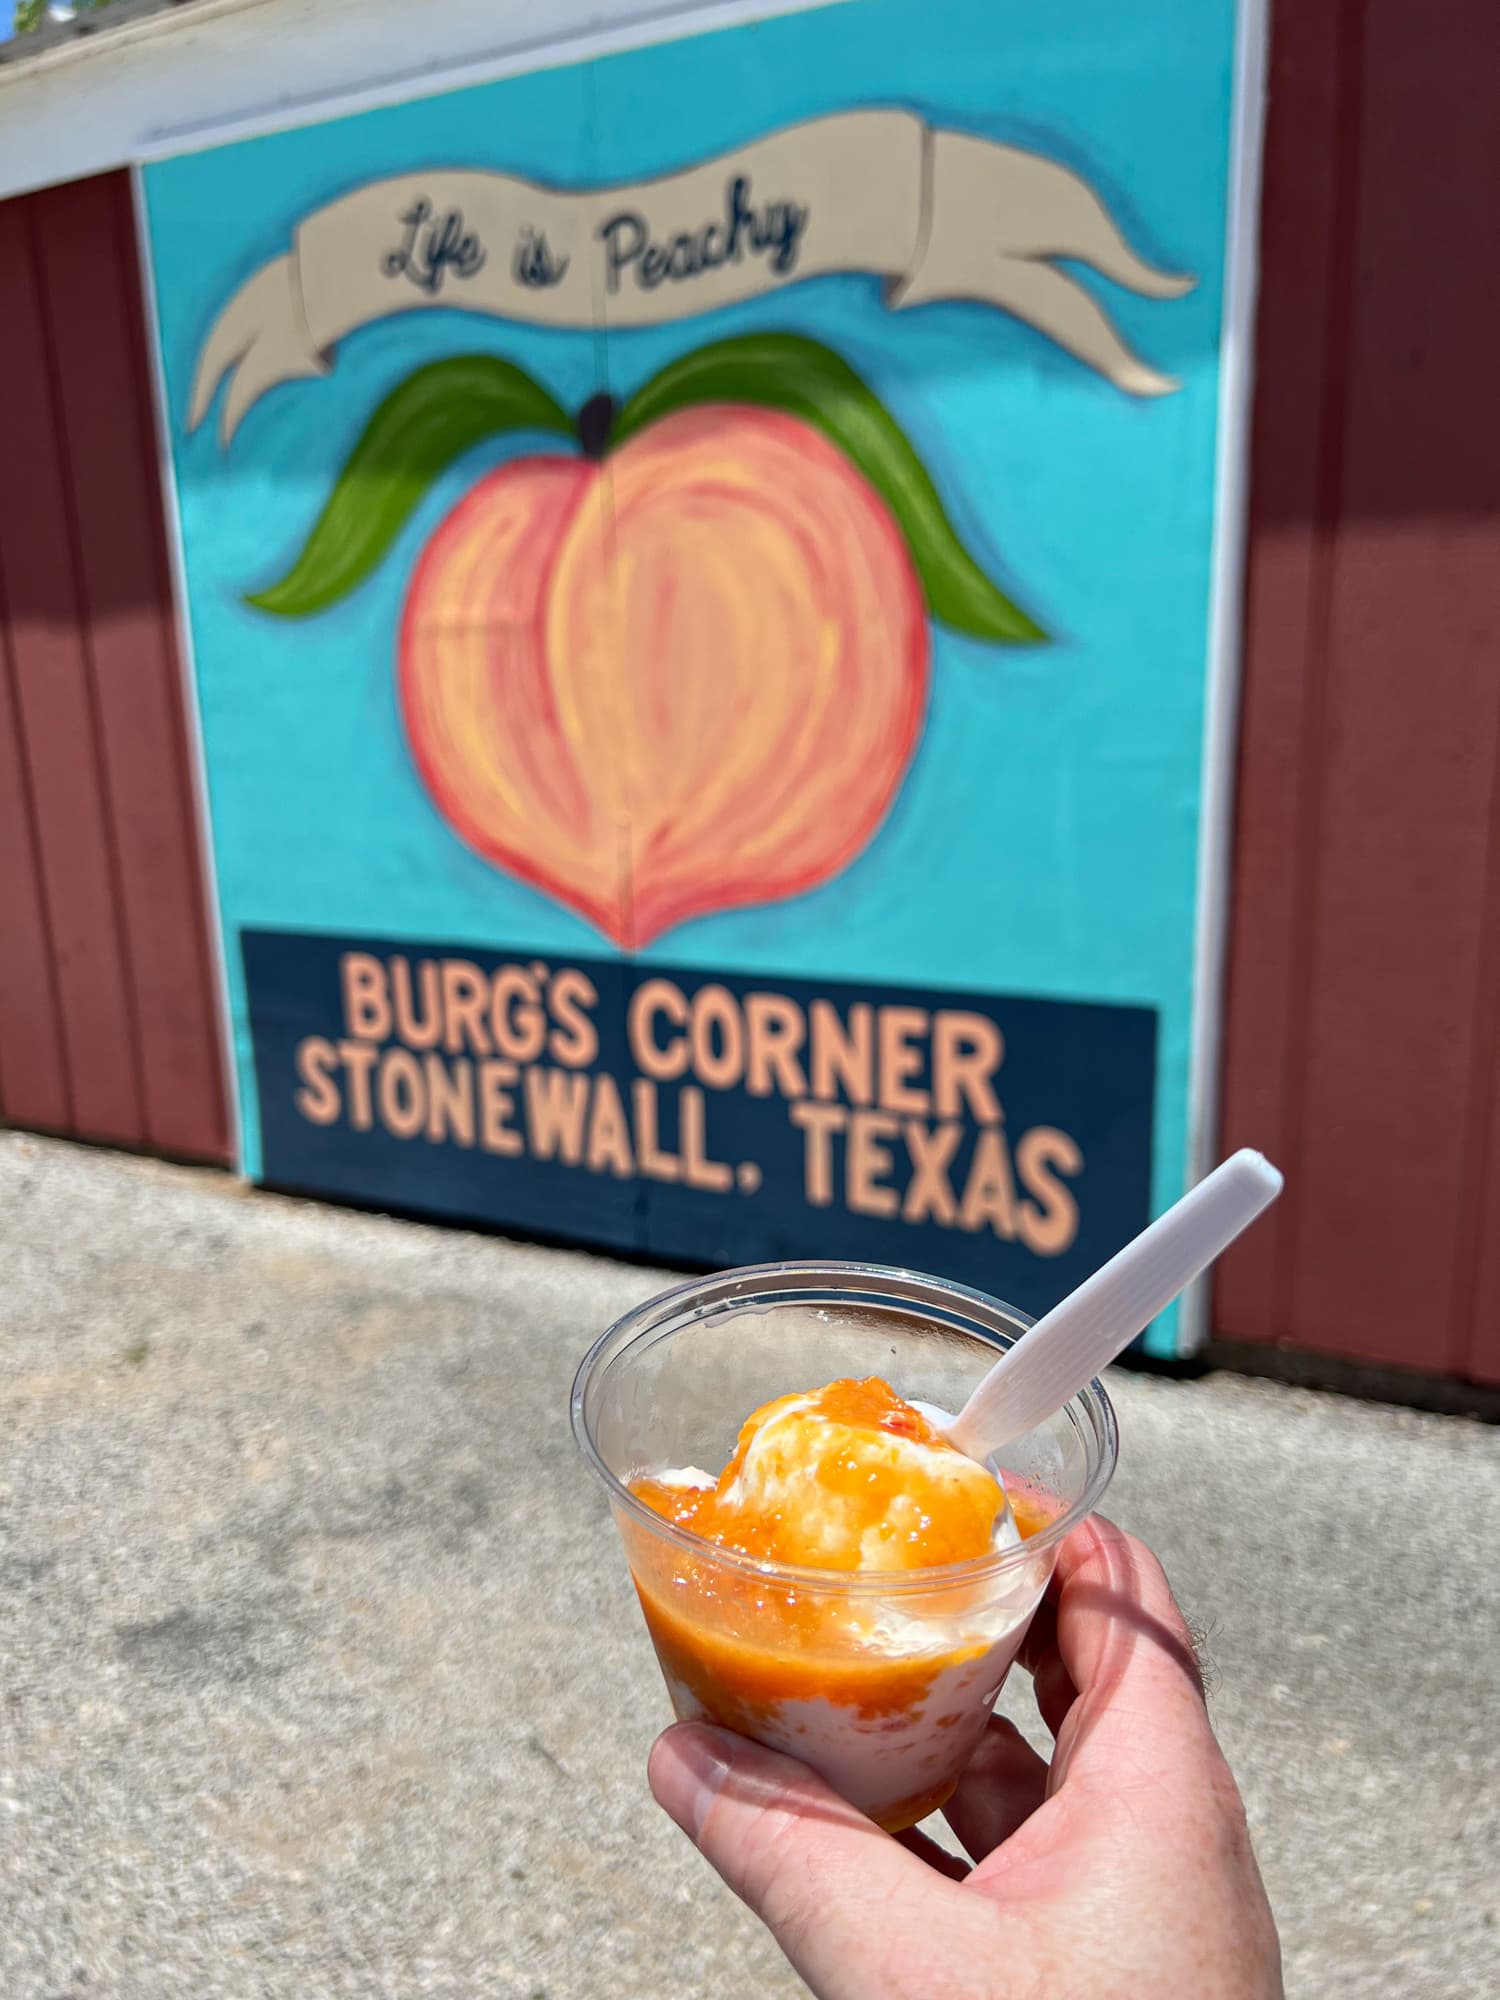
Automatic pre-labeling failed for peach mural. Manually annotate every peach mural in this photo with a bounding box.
[248,333,1043,945]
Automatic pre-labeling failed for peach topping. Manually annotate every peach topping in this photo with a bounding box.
[623,1380,1059,1830]
[633,1376,1011,1570]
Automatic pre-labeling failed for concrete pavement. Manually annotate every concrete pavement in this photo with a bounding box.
[1,1131,1495,1998]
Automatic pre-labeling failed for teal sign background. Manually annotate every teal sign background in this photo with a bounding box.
[143,0,1239,1353]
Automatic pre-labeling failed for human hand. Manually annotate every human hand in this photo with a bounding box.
[648,1516,1283,1999]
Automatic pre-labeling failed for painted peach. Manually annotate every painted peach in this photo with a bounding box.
[399,405,928,948]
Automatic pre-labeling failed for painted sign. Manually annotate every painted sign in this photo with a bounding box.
[246,935,1155,1299]
[143,0,1242,1352]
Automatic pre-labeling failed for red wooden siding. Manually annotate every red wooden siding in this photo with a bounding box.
[0,170,230,1163]
[1217,0,1500,1384]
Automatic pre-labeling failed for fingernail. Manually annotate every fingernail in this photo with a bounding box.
[649,1723,735,1839]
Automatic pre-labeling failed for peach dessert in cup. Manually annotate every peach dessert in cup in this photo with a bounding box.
[573,1262,1117,1830]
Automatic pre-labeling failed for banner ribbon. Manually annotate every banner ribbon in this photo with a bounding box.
[190,110,1194,443]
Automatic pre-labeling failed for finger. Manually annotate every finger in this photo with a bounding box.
[1018,1587,1058,1677]
[1029,1655,1080,1744]
[1044,1516,1219,1793]
[1052,1514,1207,1704]
[942,1714,1050,1862]
[893,1825,971,1880]
[1017,1594,1079,1742]
[649,1724,964,1999]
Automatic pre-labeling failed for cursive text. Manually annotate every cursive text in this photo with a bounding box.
[383,199,486,295]
[598,174,808,294]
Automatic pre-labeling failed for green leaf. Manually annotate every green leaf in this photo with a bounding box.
[613,334,1044,644]
[246,356,574,617]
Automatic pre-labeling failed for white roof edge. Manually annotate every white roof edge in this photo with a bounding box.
[0,0,833,204]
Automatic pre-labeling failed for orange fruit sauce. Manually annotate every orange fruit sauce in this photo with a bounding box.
[627,1377,1054,1830]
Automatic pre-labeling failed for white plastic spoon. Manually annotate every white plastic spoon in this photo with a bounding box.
[943,1148,1283,1462]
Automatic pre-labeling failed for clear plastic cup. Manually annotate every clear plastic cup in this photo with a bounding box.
[572,1260,1118,1831]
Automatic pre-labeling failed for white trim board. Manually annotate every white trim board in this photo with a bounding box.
[128,163,247,1171]
[0,0,840,204]
[1177,0,1271,1356]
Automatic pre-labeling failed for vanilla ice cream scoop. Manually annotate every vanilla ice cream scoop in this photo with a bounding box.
[644,1377,1011,1572]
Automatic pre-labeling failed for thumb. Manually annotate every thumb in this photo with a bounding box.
[648,1723,968,2000]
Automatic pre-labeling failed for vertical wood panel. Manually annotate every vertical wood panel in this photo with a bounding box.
[34,173,230,1162]
[1279,0,1500,1379]
[1218,0,1500,1384]
[0,169,231,1164]
[0,195,144,1147]
[1455,737,1500,1383]
[0,567,72,1132]
[1215,0,1350,1339]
